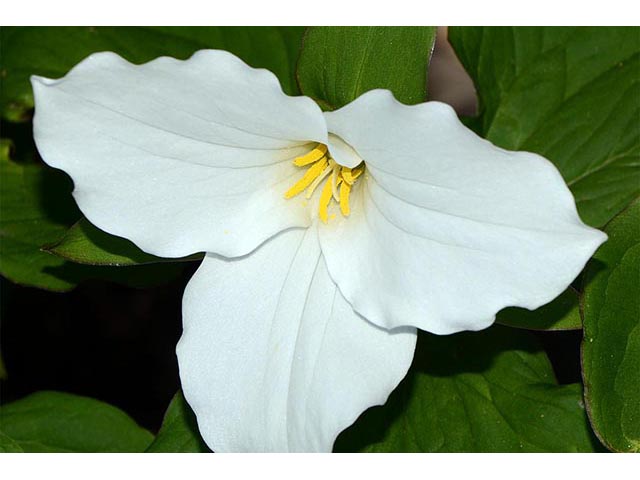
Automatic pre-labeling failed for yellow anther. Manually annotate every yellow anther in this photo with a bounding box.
[339,181,351,216]
[305,164,332,199]
[318,174,334,224]
[293,144,328,166]
[284,143,363,223]
[331,168,341,202]
[342,166,363,185]
[284,157,328,199]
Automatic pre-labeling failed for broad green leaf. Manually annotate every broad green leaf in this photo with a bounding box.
[0,391,153,452]
[497,287,582,331]
[48,218,203,266]
[449,27,640,227]
[297,27,436,110]
[0,431,23,452]
[335,326,600,452]
[1,26,305,121]
[582,199,640,452]
[0,139,186,290]
[0,138,81,291]
[145,391,210,453]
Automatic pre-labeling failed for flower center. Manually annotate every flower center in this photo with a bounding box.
[284,143,364,223]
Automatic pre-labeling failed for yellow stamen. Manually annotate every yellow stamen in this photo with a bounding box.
[342,166,363,185]
[284,157,328,198]
[331,167,342,201]
[305,164,332,199]
[293,144,328,166]
[339,181,351,216]
[318,175,334,224]
[284,143,363,222]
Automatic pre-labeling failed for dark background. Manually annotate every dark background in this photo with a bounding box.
[1,271,584,433]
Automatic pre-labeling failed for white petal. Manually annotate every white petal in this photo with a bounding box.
[32,50,327,258]
[320,90,607,334]
[177,226,416,452]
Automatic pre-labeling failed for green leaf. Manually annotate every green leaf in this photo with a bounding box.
[0,391,153,452]
[449,27,640,228]
[582,199,640,452]
[0,430,24,452]
[47,218,203,266]
[497,287,582,331]
[335,326,600,452]
[297,27,436,110]
[0,138,80,291]
[145,391,210,453]
[1,26,305,122]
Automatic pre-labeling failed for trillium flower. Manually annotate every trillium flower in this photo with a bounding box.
[31,50,606,452]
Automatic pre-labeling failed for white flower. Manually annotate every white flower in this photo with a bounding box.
[31,50,606,452]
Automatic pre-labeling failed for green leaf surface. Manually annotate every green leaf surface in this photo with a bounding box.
[335,326,599,452]
[297,27,436,110]
[145,391,210,453]
[449,27,640,227]
[582,199,640,452]
[0,430,23,452]
[497,287,582,331]
[0,391,153,452]
[0,138,81,291]
[48,218,203,266]
[1,26,305,122]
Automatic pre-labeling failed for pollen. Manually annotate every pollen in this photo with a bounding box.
[284,143,364,223]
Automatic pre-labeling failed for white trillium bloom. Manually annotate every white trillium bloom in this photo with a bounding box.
[31,50,606,452]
